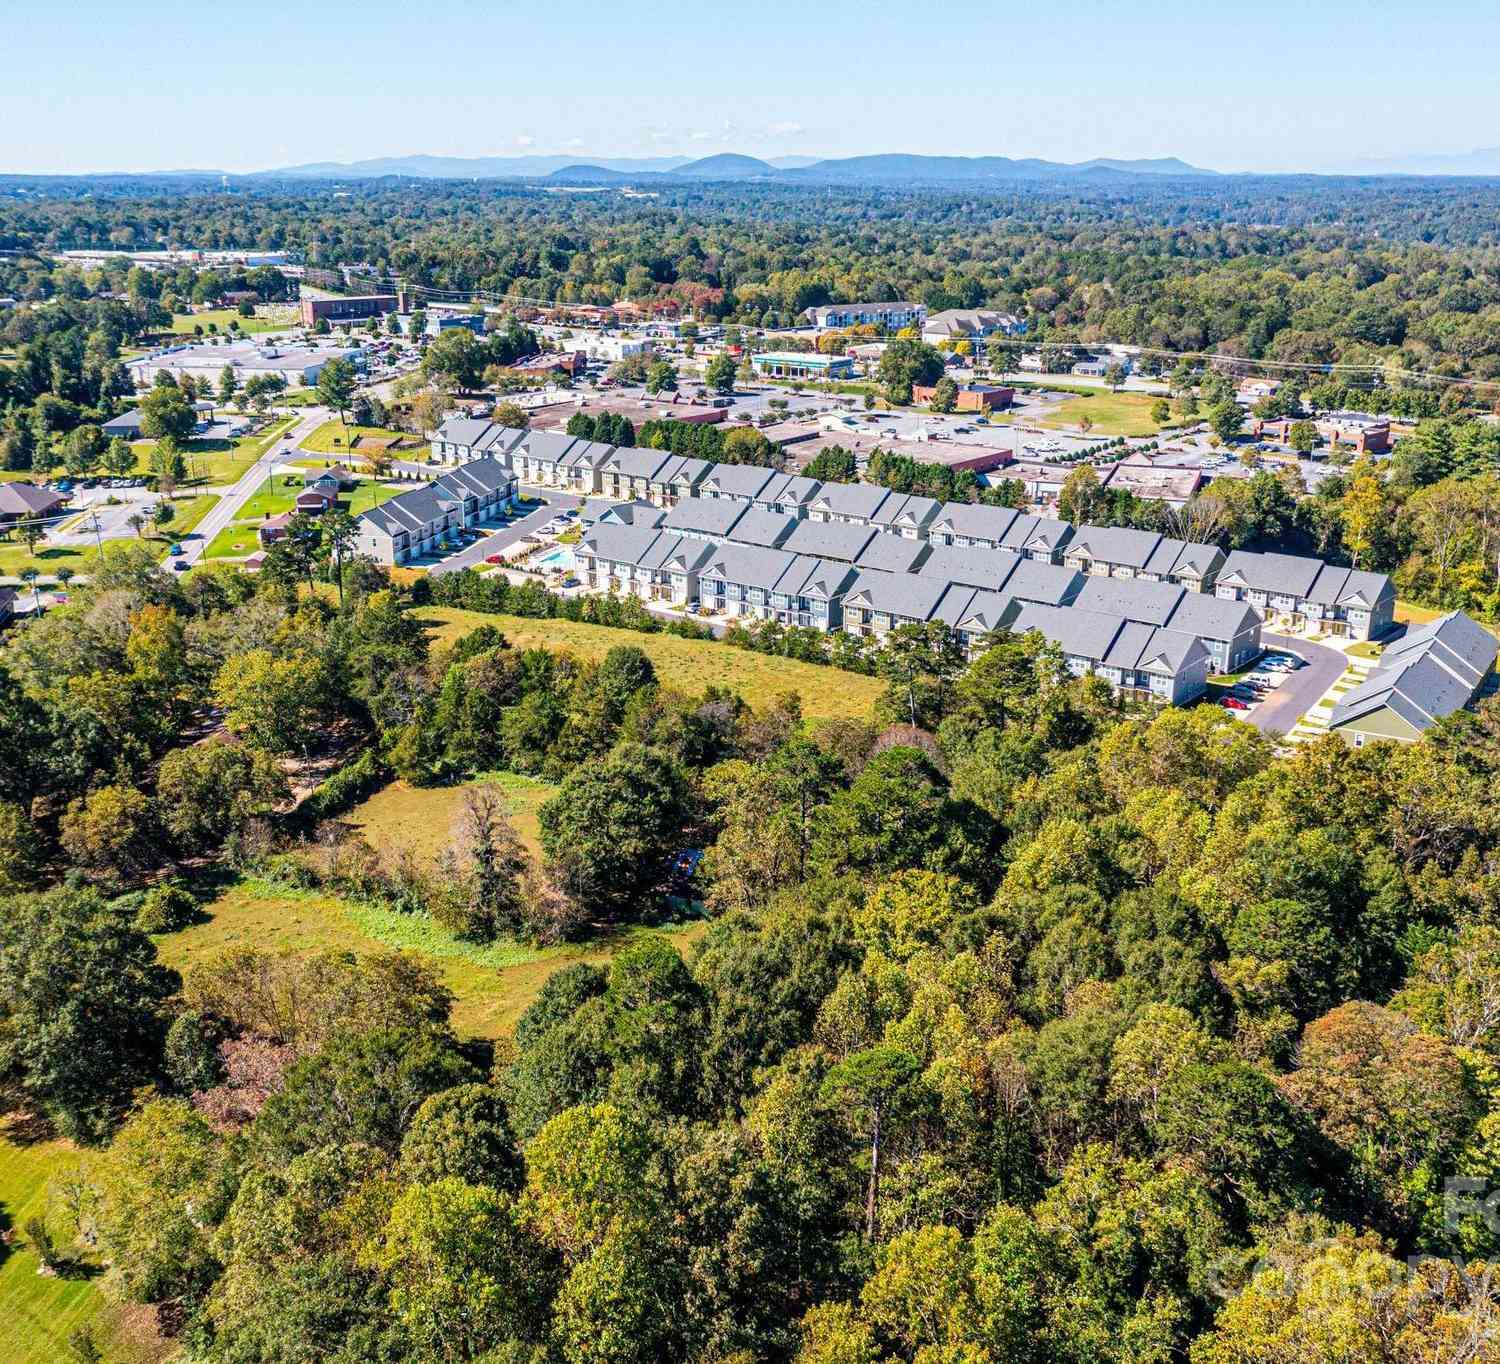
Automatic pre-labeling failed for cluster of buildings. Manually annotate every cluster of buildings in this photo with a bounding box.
[388,421,1416,706]
[126,340,365,388]
[351,458,517,564]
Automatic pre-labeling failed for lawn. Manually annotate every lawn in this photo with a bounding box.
[345,771,558,865]
[169,306,296,336]
[131,414,297,485]
[1039,391,1165,437]
[157,877,706,1040]
[159,493,219,541]
[417,607,887,721]
[302,420,420,455]
[0,541,97,581]
[0,1121,170,1364]
[203,477,406,559]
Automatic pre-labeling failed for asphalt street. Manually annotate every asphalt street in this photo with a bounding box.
[1239,632,1349,736]
[427,489,582,576]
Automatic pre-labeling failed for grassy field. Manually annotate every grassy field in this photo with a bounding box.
[418,607,886,720]
[346,771,558,865]
[1039,391,1165,437]
[0,495,220,581]
[169,307,296,336]
[302,420,419,455]
[130,415,296,485]
[158,877,705,1040]
[0,1121,170,1364]
[202,477,405,559]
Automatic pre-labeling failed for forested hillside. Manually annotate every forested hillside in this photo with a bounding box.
[2,541,1500,1362]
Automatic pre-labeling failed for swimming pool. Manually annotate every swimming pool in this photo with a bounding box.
[534,545,577,571]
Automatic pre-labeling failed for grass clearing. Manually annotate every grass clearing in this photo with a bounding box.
[1039,390,1165,437]
[346,771,558,865]
[132,415,296,484]
[417,607,886,720]
[203,477,405,558]
[302,420,419,455]
[169,307,296,336]
[0,1121,170,1364]
[157,877,706,1040]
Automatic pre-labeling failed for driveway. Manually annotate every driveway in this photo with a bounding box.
[428,489,581,576]
[177,405,330,567]
[1239,632,1348,736]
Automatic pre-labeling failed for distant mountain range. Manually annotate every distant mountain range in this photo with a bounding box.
[253,151,1218,185]
[1343,147,1500,177]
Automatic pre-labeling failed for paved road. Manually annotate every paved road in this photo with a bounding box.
[178,406,330,567]
[428,488,582,576]
[1240,632,1348,736]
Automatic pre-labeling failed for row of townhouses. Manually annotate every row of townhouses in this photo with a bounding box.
[352,458,517,565]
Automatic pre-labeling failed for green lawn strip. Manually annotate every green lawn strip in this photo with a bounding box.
[417,606,886,721]
[203,480,404,558]
[168,307,297,336]
[301,420,421,455]
[131,415,297,485]
[1036,390,1165,437]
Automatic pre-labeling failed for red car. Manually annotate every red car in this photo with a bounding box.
[1220,696,1249,710]
[485,553,505,565]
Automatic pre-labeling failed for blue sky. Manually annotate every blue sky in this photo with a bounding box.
[4,0,1498,174]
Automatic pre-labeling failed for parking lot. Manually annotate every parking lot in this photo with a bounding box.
[427,490,582,576]
[1214,635,1348,735]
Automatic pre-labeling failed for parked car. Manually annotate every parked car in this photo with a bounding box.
[1221,696,1249,710]
[485,553,505,565]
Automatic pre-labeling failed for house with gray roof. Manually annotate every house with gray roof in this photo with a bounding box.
[510,430,582,488]
[928,502,1022,550]
[999,513,1073,562]
[781,518,878,564]
[557,439,615,495]
[855,532,931,576]
[697,543,803,621]
[576,526,716,605]
[1073,576,1261,673]
[597,447,674,502]
[353,456,516,564]
[581,499,664,530]
[992,558,1085,608]
[871,493,943,540]
[1329,611,1497,746]
[754,474,822,519]
[769,557,859,631]
[699,463,779,504]
[916,545,1021,594]
[808,482,893,526]
[724,507,797,550]
[841,570,974,639]
[430,417,528,466]
[650,456,714,506]
[1215,550,1395,640]
[661,496,749,541]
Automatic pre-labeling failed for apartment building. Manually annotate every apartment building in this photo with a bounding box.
[1214,551,1395,640]
[352,457,516,565]
[804,301,926,330]
[1063,526,1225,591]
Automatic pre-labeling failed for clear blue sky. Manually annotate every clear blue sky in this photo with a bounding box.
[4,0,1498,175]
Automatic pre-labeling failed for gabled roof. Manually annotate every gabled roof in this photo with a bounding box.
[358,481,464,537]
[515,430,581,467]
[581,498,663,529]
[999,513,1072,557]
[776,556,858,602]
[655,456,714,487]
[657,535,718,574]
[954,590,1022,635]
[700,542,798,591]
[1007,601,1124,661]
[435,415,495,448]
[999,559,1085,607]
[560,438,616,471]
[871,493,942,532]
[577,523,665,567]
[930,502,1021,543]
[1331,611,1497,735]
[781,518,877,563]
[0,483,65,517]
[810,482,892,521]
[1164,590,1261,642]
[700,463,778,501]
[1073,575,1184,627]
[661,497,748,539]
[436,457,514,500]
[600,447,673,481]
[725,507,797,549]
[844,568,952,622]
[1303,564,1394,610]
[759,474,822,509]
[1218,550,1323,598]
[917,545,1022,594]
[854,532,930,576]
[1066,525,1165,571]
[1163,540,1226,579]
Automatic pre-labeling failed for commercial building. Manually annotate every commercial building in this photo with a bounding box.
[910,382,1015,412]
[921,309,1025,346]
[300,295,397,327]
[804,302,926,331]
[750,352,855,381]
[0,482,66,527]
[127,340,365,388]
[1329,611,1497,745]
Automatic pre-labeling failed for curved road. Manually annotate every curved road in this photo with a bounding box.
[1241,631,1348,736]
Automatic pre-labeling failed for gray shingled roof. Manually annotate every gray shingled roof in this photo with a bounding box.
[435,415,495,448]
[578,523,666,566]
[661,497,748,538]
[1008,602,1124,661]
[917,546,1022,593]
[656,456,713,488]
[1218,550,1324,597]
[1001,559,1084,607]
[759,474,822,510]
[1073,576,1184,627]
[724,508,797,549]
[1000,514,1073,557]
[779,556,858,602]
[872,493,942,532]
[600,447,673,481]
[700,542,799,590]
[701,463,778,501]
[1164,590,1260,642]
[1067,525,1165,571]
[516,430,581,466]
[811,482,892,521]
[1331,611,1497,734]
[930,502,1021,544]
[855,533,930,575]
[844,569,952,621]
[782,518,877,563]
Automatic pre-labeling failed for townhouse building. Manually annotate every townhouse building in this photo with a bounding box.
[1329,611,1497,746]
[649,456,713,506]
[429,416,527,465]
[1214,551,1395,640]
[596,447,675,502]
[752,474,822,519]
[805,301,926,331]
[661,497,749,541]
[352,457,517,565]
[698,463,780,505]
[1071,576,1262,673]
[841,570,977,640]
[1063,526,1224,591]
[869,493,943,540]
[854,531,931,576]
[808,482,894,527]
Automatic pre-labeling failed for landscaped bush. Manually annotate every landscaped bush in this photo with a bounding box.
[135,883,197,934]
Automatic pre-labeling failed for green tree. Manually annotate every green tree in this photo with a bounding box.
[139,382,196,442]
[705,351,737,393]
[821,1047,923,1240]
[1208,397,1245,444]
[929,376,959,413]
[212,648,327,755]
[401,1083,524,1189]
[645,359,679,394]
[155,737,289,855]
[316,356,358,431]
[217,364,238,406]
